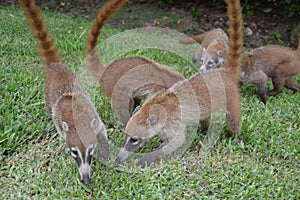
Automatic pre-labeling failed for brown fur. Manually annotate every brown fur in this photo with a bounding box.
[180,28,229,73]
[86,0,184,127]
[116,0,244,166]
[19,0,109,184]
[240,39,300,102]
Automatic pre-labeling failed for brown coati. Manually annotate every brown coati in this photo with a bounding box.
[85,0,184,127]
[180,28,229,73]
[183,33,300,103]
[116,0,244,166]
[18,0,109,184]
[240,40,300,102]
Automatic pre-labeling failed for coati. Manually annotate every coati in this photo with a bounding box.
[85,0,184,127]
[182,33,300,103]
[116,0,244,166]
[240,39,300,102]
[18,0,109,184]
[180,28,229,73]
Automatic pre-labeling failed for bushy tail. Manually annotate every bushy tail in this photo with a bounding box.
[224,0,244,80]
[18,0,60,73]
[179,32,207,44]
[86,0,128,79]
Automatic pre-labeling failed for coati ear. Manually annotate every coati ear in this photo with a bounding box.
[90,118,98,129]
[146,114,158,127]
[62,122,69,132]
[217,50,222,57]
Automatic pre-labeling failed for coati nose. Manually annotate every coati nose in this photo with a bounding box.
[82,178,90,185]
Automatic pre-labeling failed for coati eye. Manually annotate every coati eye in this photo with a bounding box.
[69,147,78,158]
[200,58,204,63]
[129,136,139,144]
[217,50,222,56]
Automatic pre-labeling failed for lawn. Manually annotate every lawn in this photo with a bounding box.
[0,5,299,199]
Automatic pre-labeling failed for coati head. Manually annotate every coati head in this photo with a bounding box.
[115,113,168,164]
[54,94,109,184]
[193,42,226,74]
[116,92,176,164]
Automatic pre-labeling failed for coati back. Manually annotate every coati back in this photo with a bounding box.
[240,39,300,102]
[180,28,229,73]
[116,0,243,166]
[18,0,109,184]
[86,0,184,127]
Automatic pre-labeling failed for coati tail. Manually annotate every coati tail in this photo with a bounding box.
[225,0,244,79]
[18,0,60,72]
[85,0,128,78]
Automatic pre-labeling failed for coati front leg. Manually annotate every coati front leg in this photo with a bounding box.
[136,131,185,167]
[251,70,268,103]
[200,117,210,135]
[284,78,300,93]
[240,69,268,103]
[267,76,285,96]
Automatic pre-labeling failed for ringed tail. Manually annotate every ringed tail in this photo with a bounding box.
[18,0,60,72]
[85,0,129,78]
[225,0,244,80]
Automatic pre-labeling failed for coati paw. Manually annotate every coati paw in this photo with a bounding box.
[259,93,267,104]
[267,90,280,96]
[201,129,208,135]
[99,148,109,162]
[136,159,147,168]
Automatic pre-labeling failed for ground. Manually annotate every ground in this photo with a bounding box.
[2,0,299,50]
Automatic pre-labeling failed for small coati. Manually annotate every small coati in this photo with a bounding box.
[240,39,300,102]
[180,28,229,73]
[116,0,244,166]
[85,0,184,127]
[18,0,109,184]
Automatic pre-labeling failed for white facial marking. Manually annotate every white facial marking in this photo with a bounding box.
[87,144,96,157]
[79,162,90,180]
[62,121,69,132]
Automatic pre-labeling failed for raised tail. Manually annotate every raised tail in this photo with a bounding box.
[86,0,128,79]
[179,32,207,44]
[224,0,244,80]
[18,0,60,73]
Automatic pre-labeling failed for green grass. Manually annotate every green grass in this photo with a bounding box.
[1,5,299,199]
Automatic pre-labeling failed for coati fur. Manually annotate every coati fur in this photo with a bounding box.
[18,0,109,184]
[180,28,229,73]
[240,39,300,102]
[85,0,184,127]
[116,0,244,166]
